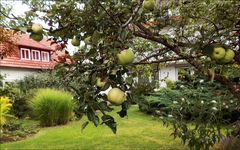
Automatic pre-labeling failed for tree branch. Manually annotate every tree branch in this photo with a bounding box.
[134,54,203,65]
[132,23,240,100]
[0,10,18,20]
[97,0,120,27]
[134,22,157,36]
[188,15,225,37]
[122,0,144,28]
[138,47,169,62]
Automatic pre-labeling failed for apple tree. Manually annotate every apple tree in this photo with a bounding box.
[1,0,240,149]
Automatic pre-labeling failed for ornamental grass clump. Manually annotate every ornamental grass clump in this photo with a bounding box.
[29,88,75,126]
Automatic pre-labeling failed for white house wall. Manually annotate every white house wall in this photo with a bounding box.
[159,66,178,87]
[0,67,38,85]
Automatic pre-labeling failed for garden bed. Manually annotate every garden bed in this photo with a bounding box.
[0,119,39,143]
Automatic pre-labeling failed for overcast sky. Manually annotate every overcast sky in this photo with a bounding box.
[3,0,78,54]
[1,0,30,19]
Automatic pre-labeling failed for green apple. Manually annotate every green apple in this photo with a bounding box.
[30,33,43,42]
[96,77,106,88]
[131,0,137,4]
[84,36,91,45]
[103,60,109,65]
[31,23,43,34]
[107,88,125,106]
[71,38,80,46]
[117,49,135,65]
[211,47,226,60]
[143,0,155,11]
[220,49,235,63]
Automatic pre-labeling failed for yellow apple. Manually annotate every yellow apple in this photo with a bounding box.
[220,49,235,63]
[211,47,226,60]
[30,33,43,42]
[117,49,135,65]
[107,88,125,106]
[143,0,155,11]
[71,38,80,46]
[96,77,106,88]
[31,23,43,34]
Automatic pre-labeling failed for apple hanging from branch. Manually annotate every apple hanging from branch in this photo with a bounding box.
[96,77,106,88]
[31,23,43,34]
[30,33,43,42]
[143,0,155,11]
[211,47,226,60]
[71,37,80,46]
[30,23,44,42]
[117,49,135,65]
[107,88,126,106]
[220,49,235,63]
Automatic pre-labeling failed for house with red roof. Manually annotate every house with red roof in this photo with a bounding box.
[0,34,57,85]
[0,31,188,88]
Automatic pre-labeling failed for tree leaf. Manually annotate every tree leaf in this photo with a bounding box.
[101,115,117,134]
[86,106,99,127]
[101,82,110,91]
[98,101,113,112]
[117,101,128,118]
[19,27,28,32]
[117,109,127,118]
[125,76,133,85]
[81,121,89,132]
[93,115,100,127]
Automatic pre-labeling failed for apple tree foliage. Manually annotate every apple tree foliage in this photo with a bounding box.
[1,0,240,149]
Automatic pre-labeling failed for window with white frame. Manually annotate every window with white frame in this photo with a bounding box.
[31,50,40,61]
[21,48,31,60]
[41,51,50,62]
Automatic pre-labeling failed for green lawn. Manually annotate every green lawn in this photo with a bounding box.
[1,106,188,150]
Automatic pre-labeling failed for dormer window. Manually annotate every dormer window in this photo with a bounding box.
[21,48,31,60]
[20,48,50,62]
[31,50,40,61]
[41,51,50,62]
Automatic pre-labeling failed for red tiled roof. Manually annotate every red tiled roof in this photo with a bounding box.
[0,58,55,69]
[1,32,74,69]
[16,34,52,51]
[0,33,56,69]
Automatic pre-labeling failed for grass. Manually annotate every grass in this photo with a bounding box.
[1,106,188,150]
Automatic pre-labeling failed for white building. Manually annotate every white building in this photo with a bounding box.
[0,34,55,86]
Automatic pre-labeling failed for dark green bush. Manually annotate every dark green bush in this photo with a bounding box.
[131,80,157,100]
[0,83,30,118]
[17,71,64,93]
[137,88,181,116]
[139,81,239,123]
[165,79,175,89]
[29,88,75,126]
[0,71,66,118]
[136,78,240,150]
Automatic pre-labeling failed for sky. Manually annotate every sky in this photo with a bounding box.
[2,0,79,55]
